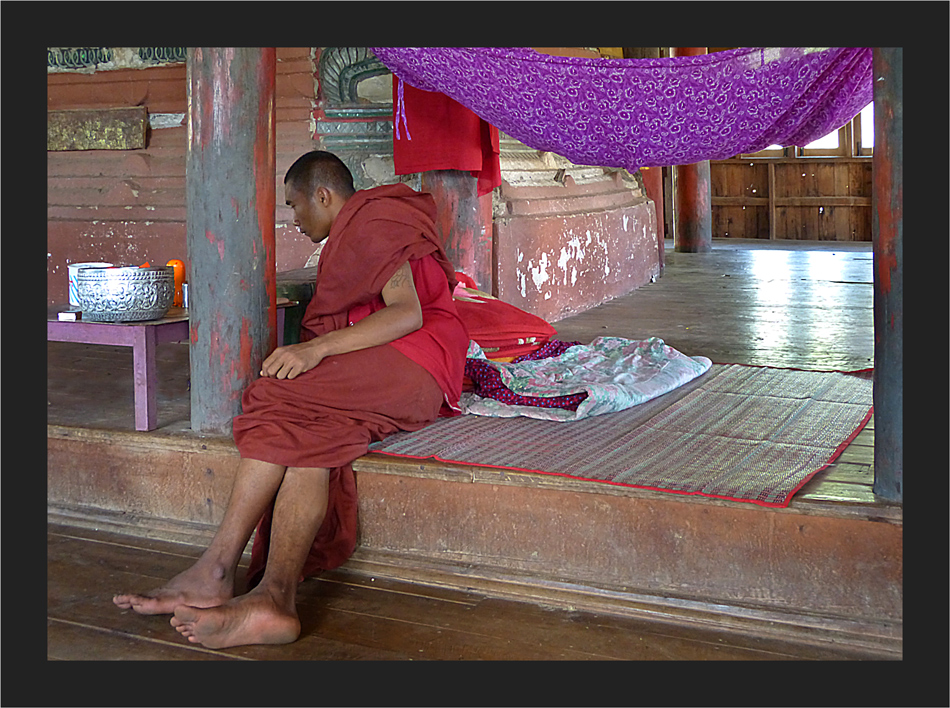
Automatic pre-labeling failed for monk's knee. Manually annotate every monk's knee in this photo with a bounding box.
[241,376,282,408]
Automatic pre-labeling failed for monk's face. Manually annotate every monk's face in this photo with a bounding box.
[285,182,334,243]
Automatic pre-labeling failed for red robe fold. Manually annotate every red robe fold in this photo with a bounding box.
[233,184,469,587]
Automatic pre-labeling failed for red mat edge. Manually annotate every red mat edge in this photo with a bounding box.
[709,361,874,376]
[779,405,875,502]
[368,365,875,509]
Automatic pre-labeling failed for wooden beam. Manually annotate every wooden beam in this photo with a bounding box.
[713,157,873,165]
[774,197,871,207]
[713,197,871,207]
[712,197,770,206]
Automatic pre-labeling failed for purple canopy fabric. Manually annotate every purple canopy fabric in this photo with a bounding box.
[371,47,872,169]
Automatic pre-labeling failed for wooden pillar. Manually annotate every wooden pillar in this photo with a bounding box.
[186,48,277,434]
[640,166,666,273]
[871,48,902,502]
[420,170,493,292]
[672,47,712,254]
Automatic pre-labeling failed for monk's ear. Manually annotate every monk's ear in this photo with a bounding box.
[312,186,330,206]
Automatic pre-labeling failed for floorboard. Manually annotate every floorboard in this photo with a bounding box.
[47,619,240,661]
[47,524,886,661]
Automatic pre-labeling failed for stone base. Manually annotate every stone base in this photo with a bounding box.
[494,171,659,322]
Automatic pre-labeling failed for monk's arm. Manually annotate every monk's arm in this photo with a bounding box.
[261,260,423,379]
[315,259,423,355]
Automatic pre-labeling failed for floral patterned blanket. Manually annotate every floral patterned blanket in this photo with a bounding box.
[461,336,712,421]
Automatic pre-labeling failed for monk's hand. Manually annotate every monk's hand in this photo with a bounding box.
[260,341,327,379]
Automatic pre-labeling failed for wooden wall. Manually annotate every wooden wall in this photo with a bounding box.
[710,158,872,241]
[47,48,321,305]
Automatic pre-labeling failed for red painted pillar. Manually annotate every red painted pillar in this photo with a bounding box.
[672,47,712,254]
[420,170,493,292]
[639,166,666,272]
[186,48,277,434]
[871,48,902,502]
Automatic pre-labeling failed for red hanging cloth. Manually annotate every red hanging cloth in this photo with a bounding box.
[392,77,501,196]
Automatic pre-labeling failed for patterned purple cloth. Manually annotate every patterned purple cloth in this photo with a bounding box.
[371,47,872,168]
[511,339,580,364]
[465,340,587,411]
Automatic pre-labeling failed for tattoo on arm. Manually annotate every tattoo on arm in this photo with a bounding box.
[387,263,411,289]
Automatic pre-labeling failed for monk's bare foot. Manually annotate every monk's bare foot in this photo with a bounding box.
[170,587,300,649]
[113,558,234,615]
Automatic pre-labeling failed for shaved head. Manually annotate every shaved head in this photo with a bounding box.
[284,150,356,199]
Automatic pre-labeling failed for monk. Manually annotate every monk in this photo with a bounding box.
[113,150,470,648]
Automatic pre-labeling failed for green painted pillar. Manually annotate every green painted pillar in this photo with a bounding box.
[186,48,277,434]
[871,48,902,503]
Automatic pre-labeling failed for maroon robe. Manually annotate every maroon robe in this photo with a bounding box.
[232,184,469,586]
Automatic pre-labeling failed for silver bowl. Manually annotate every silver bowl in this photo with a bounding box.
[75,265,175,322]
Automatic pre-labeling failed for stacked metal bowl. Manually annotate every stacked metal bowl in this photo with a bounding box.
[74,265,175,322]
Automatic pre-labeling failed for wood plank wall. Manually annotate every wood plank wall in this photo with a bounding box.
[47,48,321,305]
[710,159,872,241]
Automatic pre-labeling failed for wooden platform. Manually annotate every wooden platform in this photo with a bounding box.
[46,239,902,660]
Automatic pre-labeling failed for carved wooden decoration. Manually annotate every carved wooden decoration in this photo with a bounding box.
[318,47,389,106]
[48,106,148,151]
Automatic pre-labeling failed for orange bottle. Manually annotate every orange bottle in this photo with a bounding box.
[167,259,185,307]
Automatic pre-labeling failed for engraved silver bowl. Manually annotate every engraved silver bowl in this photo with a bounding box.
[75,265,175,322]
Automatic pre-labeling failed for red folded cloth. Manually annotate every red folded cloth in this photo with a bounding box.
[393,77,501,197]
[452,279,557,361]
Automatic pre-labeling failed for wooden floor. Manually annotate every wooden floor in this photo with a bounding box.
[46,239,898,665]
[47,522,888,662]
[554,238,875,372]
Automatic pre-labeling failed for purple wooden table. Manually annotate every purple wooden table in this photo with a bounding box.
[48,305,289,432]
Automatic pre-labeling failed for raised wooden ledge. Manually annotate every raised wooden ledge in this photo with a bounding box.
[357,452,901,525]
[47,422,902,657]
[47,422,237,456]
[47,423,902,525]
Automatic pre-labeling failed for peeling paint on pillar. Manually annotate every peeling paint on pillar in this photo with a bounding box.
[205,230,226,261]
[871,48,902,503]
[420,170,492,290]
[186,48,277,434]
